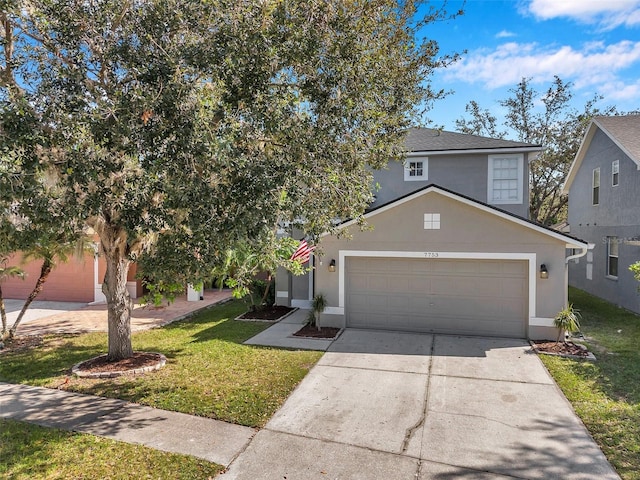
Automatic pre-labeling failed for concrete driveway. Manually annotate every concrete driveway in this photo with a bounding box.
[2,299,87,324]
[223,330,619,480]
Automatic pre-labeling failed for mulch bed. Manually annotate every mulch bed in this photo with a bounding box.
[73,352,166,377]
[293,325,341,339]
[0,335,43,354]
[531,340,591,358]
[237,305,296,321]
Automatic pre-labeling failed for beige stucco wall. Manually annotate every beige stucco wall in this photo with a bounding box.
[313,190,575,339]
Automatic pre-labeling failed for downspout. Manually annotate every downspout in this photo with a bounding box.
[564,243,595,307]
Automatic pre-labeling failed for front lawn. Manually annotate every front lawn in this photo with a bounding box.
[540,287,640,480]
[0,419,223,479]
[0,300,323,427]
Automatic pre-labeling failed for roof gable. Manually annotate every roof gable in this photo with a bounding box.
[563,115,640,194]
[328,184,587,248]
[405,127,541,154]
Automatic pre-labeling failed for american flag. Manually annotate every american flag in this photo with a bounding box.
[290,239,315,264]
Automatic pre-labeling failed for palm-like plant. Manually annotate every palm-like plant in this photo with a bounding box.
[307,294,327,331]
[553,304,582,344]
[4,237,91,340]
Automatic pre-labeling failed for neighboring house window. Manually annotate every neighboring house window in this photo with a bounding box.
[612,160,619,186]
[424,213,440,230]
[404,158,428,181]
[487,154,523,204]
[607,237,619,278]
[592,168,600,205]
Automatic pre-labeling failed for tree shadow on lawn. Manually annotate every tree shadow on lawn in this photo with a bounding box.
[0,419,81,479]
[187,318,273,345]
[0,336,105,384]
[0,334,183,385]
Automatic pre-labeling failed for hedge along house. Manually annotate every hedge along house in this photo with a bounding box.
[277,128,590,340]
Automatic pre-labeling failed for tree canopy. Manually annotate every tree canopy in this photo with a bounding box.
[1,0,459,359]
[455,76,616,225]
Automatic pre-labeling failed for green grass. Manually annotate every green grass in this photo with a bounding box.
[540,287,640,480]
[0,418,223,479]
[0,300,323,427]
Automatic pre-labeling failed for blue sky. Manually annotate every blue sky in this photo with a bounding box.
[421,0,640,133]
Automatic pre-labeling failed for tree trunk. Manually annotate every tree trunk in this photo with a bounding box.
[0,283,7,340]
[102,242,134,361]
[9,259,53,338]
[261,272,272,306]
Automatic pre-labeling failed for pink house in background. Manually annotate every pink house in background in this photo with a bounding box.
[2,249,143,303]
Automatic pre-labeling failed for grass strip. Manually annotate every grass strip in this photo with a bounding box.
[0,300,323,428]
[0,418,222,479]
[540,287,640,480]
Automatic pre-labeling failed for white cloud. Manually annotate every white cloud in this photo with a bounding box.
[495,30,516,39]
[599,79,640,103]
[445,40,640,91]
[526,0,640,28]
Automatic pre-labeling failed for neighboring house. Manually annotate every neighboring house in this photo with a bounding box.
[563,115,640,314]
[2,249,142,303]
[278,128,590,340]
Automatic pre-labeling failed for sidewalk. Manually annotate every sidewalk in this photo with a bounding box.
[0,382,255,466]
[0,306,317,470]
[15,289,233,336]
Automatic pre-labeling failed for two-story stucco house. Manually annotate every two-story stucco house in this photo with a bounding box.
[563,115,640,314]
[277,128,590,340]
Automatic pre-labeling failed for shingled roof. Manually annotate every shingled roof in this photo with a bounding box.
[563,115,640,194]
[592,115,640,163]
[405,127,541,153]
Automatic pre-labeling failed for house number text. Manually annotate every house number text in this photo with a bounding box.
[424,252,439,258]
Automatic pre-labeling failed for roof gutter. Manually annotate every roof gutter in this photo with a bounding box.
[565,243,594,264]
[405,146,542,157]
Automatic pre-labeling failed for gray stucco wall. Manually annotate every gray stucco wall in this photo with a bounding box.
[371,152,532,219]
[567,129,640,313]
[315,190,573,340]
[569,225,640,313]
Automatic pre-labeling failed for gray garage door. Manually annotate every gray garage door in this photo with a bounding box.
[346,257,528,337]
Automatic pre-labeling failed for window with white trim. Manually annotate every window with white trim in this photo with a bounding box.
[607,236,618,278]
[487,154,523,204]
[423,213,440,230]
[612,160,619,187]
[592,167,600,205]
[404,158,428,181]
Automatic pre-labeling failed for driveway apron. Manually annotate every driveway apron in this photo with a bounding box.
[222,330,619,480]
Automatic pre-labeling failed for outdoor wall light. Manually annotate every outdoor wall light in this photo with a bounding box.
[328,259,336,272]
[540,264,549,279]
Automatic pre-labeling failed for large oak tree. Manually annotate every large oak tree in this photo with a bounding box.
[1,0,459,360]
[455,77,616,225]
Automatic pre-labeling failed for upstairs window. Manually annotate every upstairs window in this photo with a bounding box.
[607,237,619,278]
[592,168,600,205]
[487,154,523,204]
[404,158,428,181]
[612,160,619,187]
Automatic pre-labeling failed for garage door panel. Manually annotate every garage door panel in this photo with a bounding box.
[501,279,527,298]
[388,295,412,310]
[411,261,433,274]
[346,258,527,338]
[348,293,386,310]
[368,276,389,291]
[348,274,369,290]
[500,297,527,317]
[501,261,528,276]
